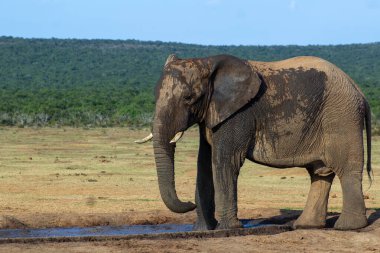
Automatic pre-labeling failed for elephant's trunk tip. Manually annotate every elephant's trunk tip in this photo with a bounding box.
[163,200,196,213]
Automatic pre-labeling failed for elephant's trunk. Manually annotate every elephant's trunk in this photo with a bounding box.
[153,124,196,213]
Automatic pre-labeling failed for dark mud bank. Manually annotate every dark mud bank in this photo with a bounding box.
[0,220,293,244]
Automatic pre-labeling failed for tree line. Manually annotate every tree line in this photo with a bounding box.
[0,36,379,133]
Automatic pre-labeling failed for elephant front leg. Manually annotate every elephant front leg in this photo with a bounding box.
[193,130,217,231]
[294,168,335,229]
[212,151,243,230]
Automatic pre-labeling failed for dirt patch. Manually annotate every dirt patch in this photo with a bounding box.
[0,210,196,229]
[0,208,308,229]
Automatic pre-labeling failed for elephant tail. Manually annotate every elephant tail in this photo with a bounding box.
[364,100,373,187]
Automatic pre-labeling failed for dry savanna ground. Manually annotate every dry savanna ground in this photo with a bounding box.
[0,127,379,252]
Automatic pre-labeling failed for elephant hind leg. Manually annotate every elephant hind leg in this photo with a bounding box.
[334,171,367,230]
[293,167,335,229]
[324,136,367,230]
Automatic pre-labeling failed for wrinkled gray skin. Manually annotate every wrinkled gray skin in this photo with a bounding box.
[150,54,372,231]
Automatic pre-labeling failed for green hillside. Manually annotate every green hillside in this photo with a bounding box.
[0,36,379,131]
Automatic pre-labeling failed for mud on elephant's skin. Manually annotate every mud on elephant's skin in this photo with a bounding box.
[136,54,372,231]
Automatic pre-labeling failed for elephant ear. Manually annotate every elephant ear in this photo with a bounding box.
[205,55,261,129]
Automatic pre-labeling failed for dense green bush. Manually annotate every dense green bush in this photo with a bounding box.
[0,36,379,129]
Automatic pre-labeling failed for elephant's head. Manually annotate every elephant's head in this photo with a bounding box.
[139,54,262,213]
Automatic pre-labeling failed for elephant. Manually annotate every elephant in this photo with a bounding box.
[136,54,372,231]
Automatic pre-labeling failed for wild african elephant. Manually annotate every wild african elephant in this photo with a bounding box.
[136,54,372,231]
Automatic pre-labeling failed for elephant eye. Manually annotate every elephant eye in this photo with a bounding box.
[183,94,195,105]
[183,90,192,101]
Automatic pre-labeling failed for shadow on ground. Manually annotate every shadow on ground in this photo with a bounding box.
[272,208,380,230]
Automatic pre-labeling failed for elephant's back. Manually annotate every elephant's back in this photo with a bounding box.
[249,56,366,101]
[250,55,367,124]
[249,56,335,74]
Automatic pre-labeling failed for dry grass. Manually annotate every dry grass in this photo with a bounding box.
[0,127,378,219]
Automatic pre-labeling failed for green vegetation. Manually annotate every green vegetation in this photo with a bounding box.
[0,36,379,131]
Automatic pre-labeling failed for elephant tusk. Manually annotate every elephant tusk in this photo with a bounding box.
[170,132,184,144]
[134,133,153,144]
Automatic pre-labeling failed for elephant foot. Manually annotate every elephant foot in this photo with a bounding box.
[193,218,217,231]
[334,212,367,230]
[215,218,242,230]
[293,214,325,229]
